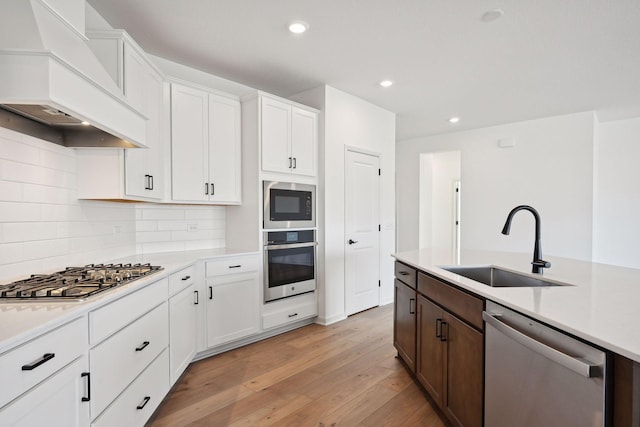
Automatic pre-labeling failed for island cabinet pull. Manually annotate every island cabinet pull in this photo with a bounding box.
[435,319,442,338]
[398,271,410,276]
[181,275,191,281]
[135,341,150,352]
[137,396,151,410]
[81,372,91,402]
[409,298,415,315]
[439,322,448,342]
[21,353,55,371]
[194,290,199,305]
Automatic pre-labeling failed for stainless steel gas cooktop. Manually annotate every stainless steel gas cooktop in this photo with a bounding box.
[0,263,163,301]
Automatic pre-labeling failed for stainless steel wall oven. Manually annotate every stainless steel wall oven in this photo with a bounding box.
[264,230,316,302]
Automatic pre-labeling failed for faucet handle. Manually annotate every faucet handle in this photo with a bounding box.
[532,259,551,269]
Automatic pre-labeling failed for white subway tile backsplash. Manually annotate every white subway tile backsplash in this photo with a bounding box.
[0,128,232,282]
[0,242,25,266]
[0,180,23,202]
[140,241,185,254]
[136,231,173,243]
[0,202,43,222]
[142,208,185,221]
[3,223,58,243]
[185,239,225,251]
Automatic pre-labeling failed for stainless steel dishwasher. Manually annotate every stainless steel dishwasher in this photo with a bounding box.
[483,301,607,427]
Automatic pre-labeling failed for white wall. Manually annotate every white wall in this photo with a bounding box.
[419,151,460,252]
[0,127,227,283]
[593,116,640,268]
[398,112,595,261]
[292,85,396,324]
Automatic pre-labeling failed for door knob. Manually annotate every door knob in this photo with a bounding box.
[348,239,358,245]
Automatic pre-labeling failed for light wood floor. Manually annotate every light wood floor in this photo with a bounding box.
[147,304,447,427]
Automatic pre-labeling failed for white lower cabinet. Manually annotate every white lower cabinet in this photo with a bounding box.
[91,350,169,427]
[262,292,318,330]
[169,272,198,384]
[90,302,168,417]
[88,278,169,426]
[204,255,260,349]
[0,356,90,427]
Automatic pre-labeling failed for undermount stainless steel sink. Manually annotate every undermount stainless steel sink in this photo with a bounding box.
[439,265,571,287]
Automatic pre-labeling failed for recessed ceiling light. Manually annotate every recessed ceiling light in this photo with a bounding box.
[379,80,394,88]
[288,21,309,34]
[481,9,504,23]
[448,117,460,124]
[81,121,90,126]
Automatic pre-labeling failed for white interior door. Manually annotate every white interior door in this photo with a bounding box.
[345,149,380,316]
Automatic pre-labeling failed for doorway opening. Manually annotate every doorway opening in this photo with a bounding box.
[419,151,461,261]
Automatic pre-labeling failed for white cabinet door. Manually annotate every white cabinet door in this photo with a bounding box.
[169,283,198,384]
[171,83,209,202]
[261,96,292,174]
[205,273,260,348]
[291,106,317,177]
[209,94,241,204]
[124,43,164,200]
[0,357,90,427]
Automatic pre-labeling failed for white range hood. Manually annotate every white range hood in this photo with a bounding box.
[0,0,147,147]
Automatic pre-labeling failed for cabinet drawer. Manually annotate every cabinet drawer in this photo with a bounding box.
[90,278,168,344]
[92,350,169,427]
[418,273,484,330]
[90,302,168,417]
[395,261,416,289]
[262,299,317,330]
[168,265,196,297]
[205,255,258,277]
[0,317,86,408]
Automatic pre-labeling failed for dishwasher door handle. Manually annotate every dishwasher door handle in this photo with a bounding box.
[482,311,601,378]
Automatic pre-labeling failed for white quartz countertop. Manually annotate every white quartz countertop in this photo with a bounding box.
[394,249,640,363]
[0,248,257,354]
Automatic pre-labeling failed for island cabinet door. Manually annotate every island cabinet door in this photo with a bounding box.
[393,279,416,372]
[416,294,445,406]
[442,312,483,427]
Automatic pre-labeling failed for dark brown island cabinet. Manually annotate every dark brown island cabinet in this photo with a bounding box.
[394,260,640,427]
[394,260,484,427]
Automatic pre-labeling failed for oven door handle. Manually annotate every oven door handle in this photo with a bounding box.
[264,242,318,250]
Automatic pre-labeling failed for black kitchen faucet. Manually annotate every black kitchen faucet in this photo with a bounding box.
[501,205,551,274]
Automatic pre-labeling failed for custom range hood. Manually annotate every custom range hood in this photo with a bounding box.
[0,0,147,148]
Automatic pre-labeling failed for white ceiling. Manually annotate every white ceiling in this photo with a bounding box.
[86,0,640,141]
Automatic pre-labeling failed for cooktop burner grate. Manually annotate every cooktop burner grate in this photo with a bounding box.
[0,263,163,301]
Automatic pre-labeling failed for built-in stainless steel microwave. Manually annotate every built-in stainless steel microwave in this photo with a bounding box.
[263,181,315,229]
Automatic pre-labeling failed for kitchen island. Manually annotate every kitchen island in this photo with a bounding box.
[394,249,640,427]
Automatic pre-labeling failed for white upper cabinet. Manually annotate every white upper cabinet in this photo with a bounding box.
[260,96,317,177]
[170,82,241,204]
[290,106,317,177]
[122,42,164,200]
[78,30,164,201]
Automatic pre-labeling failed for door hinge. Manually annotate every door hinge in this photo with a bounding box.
[378,280,381,287]
[378,168,381,176]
